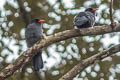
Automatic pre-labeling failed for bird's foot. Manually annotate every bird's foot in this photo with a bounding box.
[42,34,47,40]
[74,26,78,29]
[91,27,94,29]
[91,26,94,29]
[111,22,117,31]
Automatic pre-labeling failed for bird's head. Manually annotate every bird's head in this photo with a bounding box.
[85,8,98,14]
[31,18,45,24]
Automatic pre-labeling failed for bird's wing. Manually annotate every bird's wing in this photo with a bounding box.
[84,12,95,27]
[74,12,89,26]
[25,24,36,38]
[25,24,41,47]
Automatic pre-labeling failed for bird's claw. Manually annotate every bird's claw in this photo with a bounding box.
[113,22,117,26]
[111,22,117,31]
[42,34,47,40]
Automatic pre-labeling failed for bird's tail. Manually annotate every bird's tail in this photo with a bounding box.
[32,50,43,71]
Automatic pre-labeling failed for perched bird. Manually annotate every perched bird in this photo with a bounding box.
[25,18,45,71]
[74,8,98,28]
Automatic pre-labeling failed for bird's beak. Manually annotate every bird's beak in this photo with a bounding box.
[38,19,45,23]
[92,8,98,11]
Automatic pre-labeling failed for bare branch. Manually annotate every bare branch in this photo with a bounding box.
[0,23,120,79]
[59,44,120,80]
[109,0,114,28]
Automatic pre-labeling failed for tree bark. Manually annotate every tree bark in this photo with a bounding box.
[59,44,120,80]
[0,23,120,79]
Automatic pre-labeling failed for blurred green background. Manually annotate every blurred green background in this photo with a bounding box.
[0,0,120,80]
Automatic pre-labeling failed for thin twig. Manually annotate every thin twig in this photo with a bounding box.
[109,0,114,29]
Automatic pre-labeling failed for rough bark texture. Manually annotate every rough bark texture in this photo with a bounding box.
[0,23,120,79]
[59,44,120,80]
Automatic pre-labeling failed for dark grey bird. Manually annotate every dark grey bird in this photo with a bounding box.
[25,18,45,71]
[74,8,98,28]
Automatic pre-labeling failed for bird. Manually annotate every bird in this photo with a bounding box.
[25,18,45,71]
[74,8,98,28]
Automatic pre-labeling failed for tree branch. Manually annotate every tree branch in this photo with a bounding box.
[0,23,120,79]
[59,44,120,80]
[109,0,114,28]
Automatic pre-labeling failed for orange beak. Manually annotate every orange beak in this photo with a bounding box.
[92,8,98,11]
[38,19,45,23]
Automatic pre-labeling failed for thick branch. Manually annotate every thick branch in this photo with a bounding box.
[0,23,120,79]
[59,44,120,80]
